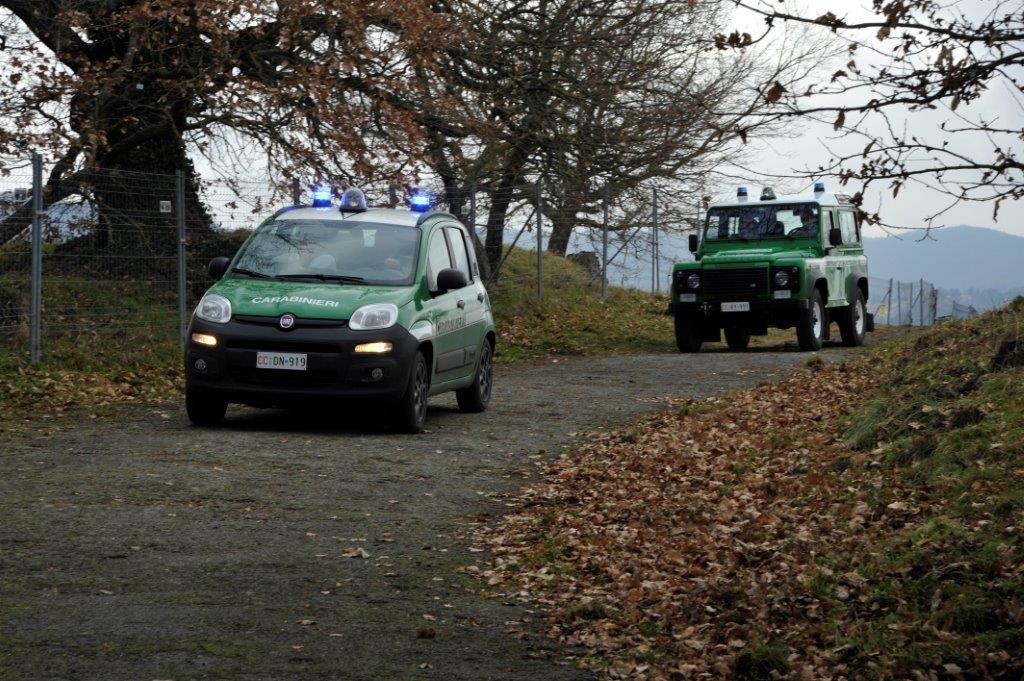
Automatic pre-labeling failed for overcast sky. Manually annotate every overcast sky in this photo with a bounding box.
[727,0,1024,237]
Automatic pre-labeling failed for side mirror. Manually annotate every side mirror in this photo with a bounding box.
[688,234,699,254]
[828,227,843,248]
[435,268,469,295]
[208,257,230,279]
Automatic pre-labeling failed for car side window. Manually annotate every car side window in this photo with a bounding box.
[426,229,452,290]
[838,210,858,244]
[445,226,473,283]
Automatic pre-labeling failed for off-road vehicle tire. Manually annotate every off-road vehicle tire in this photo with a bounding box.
[674,314,702,353]
[724,328,751,350]
[396,351,429,433]
[797,289,826,351]
[456,340,493,413]
[838,287,867,347]
[186,386,227,426]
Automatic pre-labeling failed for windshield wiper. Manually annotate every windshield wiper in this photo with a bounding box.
[277,273,366,284]
[231,268,275,279]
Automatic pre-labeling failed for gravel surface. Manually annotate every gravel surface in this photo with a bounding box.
[0,344,864,680]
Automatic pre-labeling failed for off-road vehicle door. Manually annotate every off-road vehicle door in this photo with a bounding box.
[424,226,466,381]
[823,209,848,306]
[442,222,483,380]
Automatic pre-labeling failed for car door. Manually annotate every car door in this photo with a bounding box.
[823,209,845,306]
[423,226,465,383]
[837,208,863,305]
[443,223,484,379]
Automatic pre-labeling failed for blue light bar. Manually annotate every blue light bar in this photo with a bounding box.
[814,181,826,193]
[737,186,749,198]
[312,185,332,208]
[409,191,432,213]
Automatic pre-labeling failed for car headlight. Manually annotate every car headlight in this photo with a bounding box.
[349,303,398,331]
[687,273,701,290]
[774,271,790,288]
[196,293,232,324]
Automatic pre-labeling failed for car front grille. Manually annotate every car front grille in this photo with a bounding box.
[702,268,769,298]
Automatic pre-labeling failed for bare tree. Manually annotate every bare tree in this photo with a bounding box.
[724,0,1024,227]
[0,0,448,243]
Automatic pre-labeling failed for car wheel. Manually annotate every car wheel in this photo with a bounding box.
[797,289,826,351]
[839,287,867,347]
[396,351,429,433]
[724,328,751,350]
[186,386,227,426]
[674,314,702,353]
[456,339,493,413]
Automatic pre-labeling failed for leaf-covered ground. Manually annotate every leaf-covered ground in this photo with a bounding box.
[479,301,1024,679]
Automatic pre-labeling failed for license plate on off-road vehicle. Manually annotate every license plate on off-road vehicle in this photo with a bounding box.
[256,352,307,371]
[721,302,750,312]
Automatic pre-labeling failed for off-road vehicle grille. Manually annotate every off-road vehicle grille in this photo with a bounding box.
[703,268,769,298]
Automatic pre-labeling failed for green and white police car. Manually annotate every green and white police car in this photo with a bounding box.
[185,187,495,433]
[670,183,872,352]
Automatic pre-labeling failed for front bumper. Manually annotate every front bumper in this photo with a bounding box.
[669,297,809,330]
[185,315,420,406]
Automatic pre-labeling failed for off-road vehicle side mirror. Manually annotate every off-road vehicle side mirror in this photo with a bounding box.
[435,268,469,295]
[688,234,698,254]
[208,257,230,279]
[828,227,843,248]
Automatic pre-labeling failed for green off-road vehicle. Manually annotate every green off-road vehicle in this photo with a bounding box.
[669,184,872,353]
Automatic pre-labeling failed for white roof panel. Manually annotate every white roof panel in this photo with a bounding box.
[277,206,425,226]
[710,191,853,209]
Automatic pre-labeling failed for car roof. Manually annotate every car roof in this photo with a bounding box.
[274,206,436,226]
[710,192,854,210]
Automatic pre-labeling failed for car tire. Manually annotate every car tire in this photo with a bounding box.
[838,287,867,347]
[797,289,826,351]
[674,314,702,353]
[724,328,751,350]
[396,351,429,433]
[186,386,227,426]
[456,340,493,413]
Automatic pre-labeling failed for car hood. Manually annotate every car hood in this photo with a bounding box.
[210,277,415,319]
[700,246,817,265]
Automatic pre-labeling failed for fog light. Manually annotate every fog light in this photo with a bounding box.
[354,341,393,354]
[370,368,384,381]
[192,332,217,347]
[194,358,208,373]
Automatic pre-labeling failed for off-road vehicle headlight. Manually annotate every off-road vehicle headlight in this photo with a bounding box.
[196,293,232,324]
[350,303,398,331]
[686,273,701,290]
[774,271,790,288]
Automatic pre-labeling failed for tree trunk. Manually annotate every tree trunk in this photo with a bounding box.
[484,180,517,279]
[546,207,579,257]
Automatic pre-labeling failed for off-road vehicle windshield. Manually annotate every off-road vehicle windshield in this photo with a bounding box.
[231,219,421,286]
[704,203,820,242]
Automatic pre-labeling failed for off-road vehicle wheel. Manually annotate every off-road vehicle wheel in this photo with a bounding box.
[456,340,493,413]
[674,314,702,353]
[838,287,867,347]
[186,386,227,426]
[797,289,826,351]
[396,351,429,433]
[724,328,751,350]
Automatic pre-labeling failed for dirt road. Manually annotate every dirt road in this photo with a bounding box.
[0,346,860,680]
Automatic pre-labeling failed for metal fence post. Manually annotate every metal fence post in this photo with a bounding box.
[898,281,903,325]
[536,179,543,302]
[919,278,925,327]
[176,170,187,347]
[652,186,659,293]
[887,278,893,326]
[29,152,43,363]
[292,177,301,206]
[601,185,609,300]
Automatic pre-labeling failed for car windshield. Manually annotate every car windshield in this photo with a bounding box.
[704,203,820,241]
[231,219,420,286]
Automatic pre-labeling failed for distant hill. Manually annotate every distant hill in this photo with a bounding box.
[864,226,1024,290]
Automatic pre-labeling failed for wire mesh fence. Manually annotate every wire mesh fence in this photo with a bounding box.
[2,157,952,364]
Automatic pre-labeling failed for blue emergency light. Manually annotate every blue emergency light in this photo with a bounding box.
[409,190,432,212]
[737,186,749,199]
[814,181,826,193]
[312,185,332,208]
